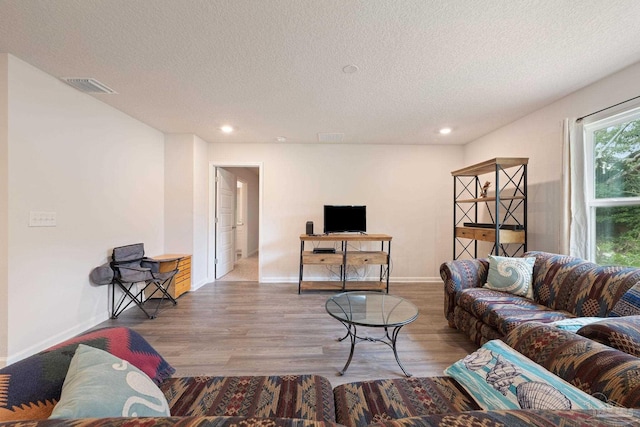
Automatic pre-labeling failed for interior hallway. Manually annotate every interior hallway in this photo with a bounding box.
[219,252,259,282]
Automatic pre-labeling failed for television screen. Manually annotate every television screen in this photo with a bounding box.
[324,205,366,233]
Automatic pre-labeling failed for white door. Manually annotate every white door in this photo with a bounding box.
[215,168,236,279]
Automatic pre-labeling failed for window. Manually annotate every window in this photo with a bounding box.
[584,106,640,266]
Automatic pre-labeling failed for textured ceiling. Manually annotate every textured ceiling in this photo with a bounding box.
[2,0,640,145]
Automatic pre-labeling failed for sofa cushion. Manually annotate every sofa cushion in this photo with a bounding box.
[333,376,480,427]
[161,374,335,422]
[484,255,535,298]
[504,322,640,408]
[49,345,170,419]
[456,288,573,336]
[577,316,640,357]
[0,327,175,421]
[609,281,640,317]
[445,340,610,410]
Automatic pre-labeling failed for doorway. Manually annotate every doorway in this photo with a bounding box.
[212,165,260,282]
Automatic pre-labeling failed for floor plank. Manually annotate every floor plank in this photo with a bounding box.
[94,281,478,387]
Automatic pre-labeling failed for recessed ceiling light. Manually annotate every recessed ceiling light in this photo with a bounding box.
[220,125,234,134]
[342,64,359,74]
[439,127,452,135]
[276,136,287,142]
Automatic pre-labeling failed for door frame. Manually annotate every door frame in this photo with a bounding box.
[209,161,263,282]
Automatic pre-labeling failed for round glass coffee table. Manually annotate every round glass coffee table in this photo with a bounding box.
[325,291,419,377]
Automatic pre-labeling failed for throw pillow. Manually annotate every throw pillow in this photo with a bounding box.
[49,344,170,419]
[444,340,611,410]
[484,255,535,298]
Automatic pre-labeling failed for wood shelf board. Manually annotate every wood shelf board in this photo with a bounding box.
[299,280,387,291]
[302,251,344,255]
[456,195,525,203]
[451,157,528,176]
[152,254,191,261]
[300,233,392,241]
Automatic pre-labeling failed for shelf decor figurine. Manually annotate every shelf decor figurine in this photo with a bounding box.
[480,181,491,198]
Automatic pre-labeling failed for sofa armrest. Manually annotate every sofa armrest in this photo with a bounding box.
[439,259,488,327]
[577,315,640,357]
[504,322,640,408]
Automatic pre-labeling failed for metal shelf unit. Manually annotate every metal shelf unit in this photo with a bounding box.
[452,158,528,259]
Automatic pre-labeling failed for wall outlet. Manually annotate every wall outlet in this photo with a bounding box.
[29,211,57,227]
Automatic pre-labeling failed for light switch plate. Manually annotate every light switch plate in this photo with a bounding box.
[29,211,57,227]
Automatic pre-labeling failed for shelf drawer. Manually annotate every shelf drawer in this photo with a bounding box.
[455,227,525,244]
[302,251,344,265]
[455,227,477,239]
[173,275,191,297]
[346,251,388,265]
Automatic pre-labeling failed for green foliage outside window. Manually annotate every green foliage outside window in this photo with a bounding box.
[593,118,640,266]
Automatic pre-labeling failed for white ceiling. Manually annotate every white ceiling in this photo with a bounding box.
[2,1,640,145]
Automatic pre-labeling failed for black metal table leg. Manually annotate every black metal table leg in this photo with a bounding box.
[387,326,412,377]
[338,322,357,376]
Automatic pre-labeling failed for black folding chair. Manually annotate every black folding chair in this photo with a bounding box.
[109,243,179,319]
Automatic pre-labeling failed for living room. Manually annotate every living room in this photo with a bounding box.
[2,0,640,376]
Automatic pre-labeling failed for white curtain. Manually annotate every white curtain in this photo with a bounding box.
[561,118,588,258]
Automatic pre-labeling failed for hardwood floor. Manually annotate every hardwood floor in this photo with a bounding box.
[94,281,478,387]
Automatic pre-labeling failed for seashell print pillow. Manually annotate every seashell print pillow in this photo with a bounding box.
[484,255,535,298]
[49,344,170,419]
[444,340,612,410]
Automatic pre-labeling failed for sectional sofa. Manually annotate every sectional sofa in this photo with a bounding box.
[440,251,640,345]
[0,318,639,427]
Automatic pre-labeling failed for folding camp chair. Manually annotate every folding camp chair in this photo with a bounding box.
[109,243,179,319]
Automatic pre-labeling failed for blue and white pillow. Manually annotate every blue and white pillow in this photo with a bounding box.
[50,344,170,419]
[445,340,611,410]
[484,255,535,298]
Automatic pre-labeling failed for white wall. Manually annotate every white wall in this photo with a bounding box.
[4,54,166,363]
[0,55,8,363]
[193,136,209,287]
[464,61,640,254]
[210,143,464,282]
[164,134,209,290]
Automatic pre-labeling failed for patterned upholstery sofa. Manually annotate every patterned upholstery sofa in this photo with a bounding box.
[1,321,639,427]
[440,251,640,345]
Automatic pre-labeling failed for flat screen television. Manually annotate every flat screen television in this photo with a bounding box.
[323,205,366,234]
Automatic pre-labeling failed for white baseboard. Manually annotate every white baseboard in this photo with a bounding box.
[6,311,110,366]
[259,276,441,283]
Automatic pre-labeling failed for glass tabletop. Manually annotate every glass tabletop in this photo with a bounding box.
[325,291,418,327]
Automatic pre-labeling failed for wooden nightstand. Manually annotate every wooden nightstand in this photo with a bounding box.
[146,254,192,299]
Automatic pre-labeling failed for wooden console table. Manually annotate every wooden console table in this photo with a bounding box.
[298,234,392,293]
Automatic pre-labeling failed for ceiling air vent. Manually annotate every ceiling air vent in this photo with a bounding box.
[318,132,345,143]
[61,78,117,94]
